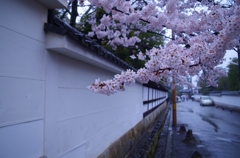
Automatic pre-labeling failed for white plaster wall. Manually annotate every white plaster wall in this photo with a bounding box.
[0,0,47,157]
[210,95,240,107]
[193,94,240,107]
[142,87,167,112]
[0,1,166,158]
[50,54,143,158]
[0,120,44,158]
[44,29,145,158]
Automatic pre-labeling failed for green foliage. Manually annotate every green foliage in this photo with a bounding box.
[197,70,210,94]
[77,7,94,34]
[216,77,228,91]
[104,44,146,69]
[55,6,164,69]
[95,8,106,24]
[104,30,163,69]
[55,9,70,23]
[201,88,210,95]
[227,57,240,91]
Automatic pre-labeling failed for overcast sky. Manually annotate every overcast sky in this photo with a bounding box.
[218,50,238,68]
[192,49,238,87]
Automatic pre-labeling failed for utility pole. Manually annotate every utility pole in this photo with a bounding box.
[172,31,177,126]
[172,81,177,126]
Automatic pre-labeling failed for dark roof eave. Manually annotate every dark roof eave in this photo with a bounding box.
[44,17,136,72]
[44,17,169,92]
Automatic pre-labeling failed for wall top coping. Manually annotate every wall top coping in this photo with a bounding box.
[209,91,240,96]
[44,17,137,73]
[37,0,67,9]
[44,16,169,91]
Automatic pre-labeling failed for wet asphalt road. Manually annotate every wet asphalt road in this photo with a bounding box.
[174,100,240,158]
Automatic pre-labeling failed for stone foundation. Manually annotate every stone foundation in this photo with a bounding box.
[97,101,168,158]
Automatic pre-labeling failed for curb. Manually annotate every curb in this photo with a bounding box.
[153,104,172,158]
[139,104,170,158]
[125,103,170,158]
[215,102,240,113]
[163,107,172,158]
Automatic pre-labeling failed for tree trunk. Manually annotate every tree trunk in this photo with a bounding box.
[70,0,78,27]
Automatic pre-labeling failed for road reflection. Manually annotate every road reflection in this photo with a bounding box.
[197,113,219,132]
[176,100,240,158]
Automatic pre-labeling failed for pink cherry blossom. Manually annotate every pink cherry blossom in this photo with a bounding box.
[84,0,240,95]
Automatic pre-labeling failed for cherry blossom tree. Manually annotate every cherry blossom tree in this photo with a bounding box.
[78,0,240,95]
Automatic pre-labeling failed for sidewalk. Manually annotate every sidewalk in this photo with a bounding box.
[143,103,203,158]
[161,105,210,158]
[127,101,239,158]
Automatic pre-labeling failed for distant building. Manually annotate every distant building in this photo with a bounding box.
[192,87,201,94]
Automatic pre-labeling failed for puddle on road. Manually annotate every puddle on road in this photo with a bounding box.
[193,132,202,136]
[215,137,240,144]
[197,113,219,132]
[197,144,205,148]
[216,137,232,142]
[187,109,194,113]
[183,107,194,113]
[232,140,240,144]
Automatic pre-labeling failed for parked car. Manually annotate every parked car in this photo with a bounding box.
[199,96,214,106]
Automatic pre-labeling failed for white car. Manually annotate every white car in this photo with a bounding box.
[200,96,214,106]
